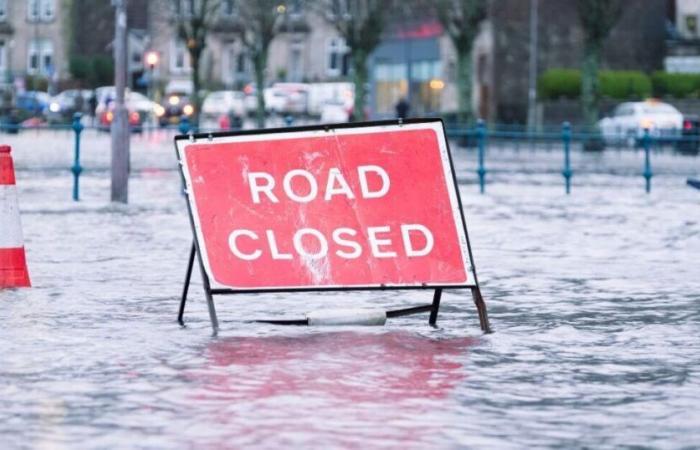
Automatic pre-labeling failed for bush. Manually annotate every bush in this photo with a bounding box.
[651,72,700,98]
[91,56,114,87]
[539,69,653,100]
[538,69,581,100]
[24,75,49,92]
[599,71,652,99]
[69,55,91,82]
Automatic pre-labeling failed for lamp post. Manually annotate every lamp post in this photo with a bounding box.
[111,0,129,203]
[144,51,159,102]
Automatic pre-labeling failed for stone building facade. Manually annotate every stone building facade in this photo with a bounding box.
[0,0,69,90]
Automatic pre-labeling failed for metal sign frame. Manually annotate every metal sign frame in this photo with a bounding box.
[175,118,491,335]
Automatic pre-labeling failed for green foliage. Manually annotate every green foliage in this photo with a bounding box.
[91,56,114,86]
[598,71,651,99]
[69,55,91,82]
[538,69,581,99]
[651,72,700,98]
[539,69,652,100]
[25,75,49,92]
[67,55,114,87]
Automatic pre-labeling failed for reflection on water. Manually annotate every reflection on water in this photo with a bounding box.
[179,332,474,448]
[198,332,473,402]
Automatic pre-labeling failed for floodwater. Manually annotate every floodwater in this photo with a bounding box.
[1,130,700,449]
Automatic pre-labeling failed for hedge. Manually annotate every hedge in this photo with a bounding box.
[651,72,700,98]
[538,69,581,99]
[539,69,652,100]
[599,71,652,99]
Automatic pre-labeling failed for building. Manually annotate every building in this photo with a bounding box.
[146,0,493,119]
[0,0,69,92]
[491,0,667,124]
[665,0,700,73]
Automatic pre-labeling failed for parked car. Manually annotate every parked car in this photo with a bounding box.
[270,83,309,115]
[96,89,156,132]
[156,92,194,126]
[676,115,700,155]
[15,91,51,118]
[47,89,93,123]
[320,99,352,123]
[200,90,245,130]
[242,83,309,116]
[307,82,354,117]
[598,100,683,146]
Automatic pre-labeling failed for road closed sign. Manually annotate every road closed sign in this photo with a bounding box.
[176,120,476,291]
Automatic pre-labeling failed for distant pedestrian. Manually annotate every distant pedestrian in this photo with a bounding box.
[395,98,410,119]
[88,91,98,125]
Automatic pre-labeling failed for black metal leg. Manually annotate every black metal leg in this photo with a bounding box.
[471,287,492,333]
[178,242,196,326]
[428,288,442,326]
[198,259,219,336]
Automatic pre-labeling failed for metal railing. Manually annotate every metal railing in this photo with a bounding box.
[2,114,697,200]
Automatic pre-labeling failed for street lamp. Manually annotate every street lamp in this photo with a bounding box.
[144,51,159,101]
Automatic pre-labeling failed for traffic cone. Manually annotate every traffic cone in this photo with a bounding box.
[0,145,30,287]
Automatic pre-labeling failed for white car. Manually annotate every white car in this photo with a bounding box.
[320,99,352,123]
[200,90,245,130]
[598,100,683,145]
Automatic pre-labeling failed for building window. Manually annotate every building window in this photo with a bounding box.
[686,14,698,36]
[0,0,7,22]
[42,0,54,20]
[27,39,54,76]
[326,37,349,77]
[289,0,303,17]
[374,62,408,115]
[221,0,236,17]
[27,0,40,21]
[289,42,303,82]
[236,52,247,74]
[27,0,54,22]
[330,0,347,17]
[173,0,194,17]
[0,40,6,72]
[170,39,191,73]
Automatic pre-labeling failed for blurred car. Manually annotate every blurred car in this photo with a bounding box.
[598,100,683,146]
[200,90,245,130]
[676,115,700,155]
[156,92,195,126]
[264,87,288,114]
[320,99,352,123]
[15,91,51,118]
[270,83,309,115]
[47,89,93,123]
[242,83,308,116]
[96,89,156,132]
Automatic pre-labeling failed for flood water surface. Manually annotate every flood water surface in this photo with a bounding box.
[1,141,699,449]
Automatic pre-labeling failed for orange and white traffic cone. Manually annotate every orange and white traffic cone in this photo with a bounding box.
[0,145,30,287]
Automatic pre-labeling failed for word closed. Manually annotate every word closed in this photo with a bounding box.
[181,123,473,289]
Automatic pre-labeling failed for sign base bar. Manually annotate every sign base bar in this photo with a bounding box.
[178,243,491,335]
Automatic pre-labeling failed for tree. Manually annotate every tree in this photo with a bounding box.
[577,0,621,129]
[322,0,389,121]
[434,0,487,124]
[234,0,281,129]
[171,0,221,128]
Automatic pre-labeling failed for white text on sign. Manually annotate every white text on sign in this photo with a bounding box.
[228,165,435,261]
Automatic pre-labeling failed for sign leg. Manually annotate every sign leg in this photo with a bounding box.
[198,261,219,336]
[178,242,196,326]
[428,288,442,326]
[471,287,492,333]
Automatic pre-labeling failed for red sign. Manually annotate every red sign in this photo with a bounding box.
[177,121,474,290]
